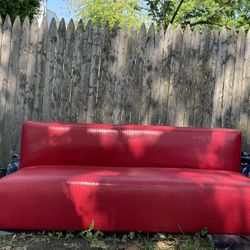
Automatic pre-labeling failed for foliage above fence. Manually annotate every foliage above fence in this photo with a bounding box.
[0,15,250,165]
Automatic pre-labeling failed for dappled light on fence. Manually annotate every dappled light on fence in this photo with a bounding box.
[0,15,249,166]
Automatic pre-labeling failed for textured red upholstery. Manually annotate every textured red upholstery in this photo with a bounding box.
[0,121,247,233]
[21,121,241,171]
[0,166,250,233]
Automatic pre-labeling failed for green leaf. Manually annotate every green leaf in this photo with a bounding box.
[79,230,87,239]
[144,0,250,30]
[200,227,208,237]
[89,219,95,231]
[86,231,93,240]
[94,230,104,238]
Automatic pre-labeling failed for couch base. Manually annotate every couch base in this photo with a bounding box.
[0,166,249,234]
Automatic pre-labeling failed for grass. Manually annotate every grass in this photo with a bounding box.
[0,230,214,250]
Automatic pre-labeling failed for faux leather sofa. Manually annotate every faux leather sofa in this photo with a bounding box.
[0,121,249,234]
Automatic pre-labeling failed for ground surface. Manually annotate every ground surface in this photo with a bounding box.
[2,231,250,249]
[0,231,214,250]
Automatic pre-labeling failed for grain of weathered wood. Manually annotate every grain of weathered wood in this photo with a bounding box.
[167,25,183,126]
[148,23,158,125]
[70,20,84,123]
[101,23,119,124]
[240,30,250,151]
[155,24,166,125]
[211,27,227,128]
[195,27,210,127]
[0,15,12,164]
[23,18,39,121]
[50,19,66,122]
[113,24,128,124]
[133,23,146,124]
[122,24,137,123]
[222,28,237,128]
[32,18,48,121]
[177,25,192,126]
[118,25,129,124]
[86,23,102,123]
[42,18,57,121]
[141,23,155,125]
[12,17,30,157]
[77,21,93,123]
[148,23,163,125]
[189,26,200,126]
[2,16,21,166]
[231,28,246,129]
[59,19,75,122]
[0,17,2,65]
[0,20,250,162]
[161,24,173,125]
[202,28,219,128]
[95,22,111,123]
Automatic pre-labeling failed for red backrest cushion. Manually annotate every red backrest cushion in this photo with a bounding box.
[20,121,241,171]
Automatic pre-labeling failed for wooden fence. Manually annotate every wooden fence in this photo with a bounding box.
[0,15,250,166]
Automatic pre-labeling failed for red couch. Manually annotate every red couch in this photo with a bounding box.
[0,121,249,234]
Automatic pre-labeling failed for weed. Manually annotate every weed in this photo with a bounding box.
[128,232,135,240]
[197,227,209,237]
[79,219,104,242]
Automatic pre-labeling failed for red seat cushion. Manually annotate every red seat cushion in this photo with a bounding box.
[0,166,250,233]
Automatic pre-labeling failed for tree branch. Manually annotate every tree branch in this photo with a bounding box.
[169,0,185,24]
[187,20,231,30]
[182,1,232,29]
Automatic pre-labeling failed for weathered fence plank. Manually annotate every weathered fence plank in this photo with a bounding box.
[178,25,192,126]
[240,30,250,151]
[2,16,21,166]
[32,18,48,121]
[122,24,137,123]
[70,20,84,123]
[156,24,167,125]
[0,17,2,65]
[211,27,227,128]
[161,24,173,125]
[0,15,12,162]
[148,23,163,125]
[193,28,210,127]
[23,18,39,121]
[168,25,183,126]
[141,24,155,125]
[42,18,57,121]
[59,19,75,122]
[77,21,93,123]
[148,23,159,125]
[95,23,111,123]
[202,28,219,128]
[189,26,200,126]
[134,23,146,124]
[222,28,237,128]
[113,25,128,124]
[50,19,66,122]
[12,17,30,157]
[101,23,119,124]
[231,28,246,129]
[86,23,102,123]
